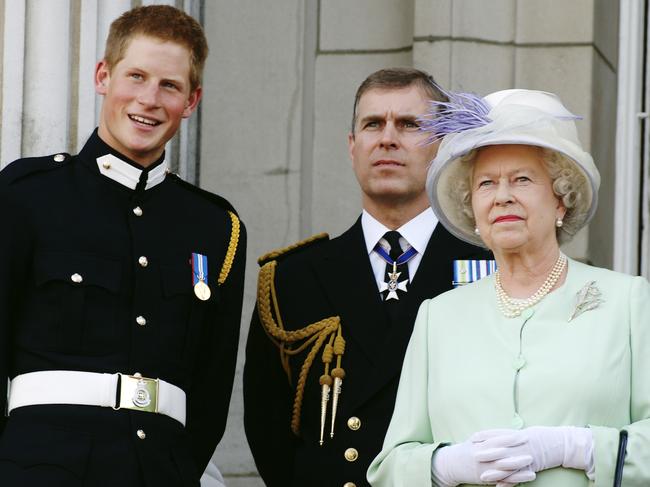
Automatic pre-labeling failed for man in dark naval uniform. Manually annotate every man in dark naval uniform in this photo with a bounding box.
[0,6,245,487]
[243,68,492,487]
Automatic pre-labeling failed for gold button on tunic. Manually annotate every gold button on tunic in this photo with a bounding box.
[347,416,361,431]
[344,448,358,462]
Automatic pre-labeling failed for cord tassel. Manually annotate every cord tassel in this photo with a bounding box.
[319,379,331,445]
[329,330,346,438]
[330,372,343,438]
[319,340,335,446]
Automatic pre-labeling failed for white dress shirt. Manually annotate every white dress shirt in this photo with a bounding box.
[361,207,438,293]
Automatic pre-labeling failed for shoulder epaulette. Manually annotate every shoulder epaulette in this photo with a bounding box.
[257,233,329,266]
[166,173,237,215]
[0,152,71,185]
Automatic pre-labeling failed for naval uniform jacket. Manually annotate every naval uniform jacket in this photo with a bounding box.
[0,131,246,487]
[243,218,491,487]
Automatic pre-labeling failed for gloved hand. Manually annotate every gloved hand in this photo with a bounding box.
[473,426,594,474]
[432,431,536,487]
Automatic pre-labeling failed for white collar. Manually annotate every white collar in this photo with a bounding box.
[96,154,168,190]
[362,207,438,255]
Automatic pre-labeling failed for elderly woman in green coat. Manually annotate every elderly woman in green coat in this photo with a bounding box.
[367,88,650,486]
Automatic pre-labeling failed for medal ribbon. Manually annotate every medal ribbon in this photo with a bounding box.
[452,259,497,287]
[374,245,418,268]
[191,253,209,286]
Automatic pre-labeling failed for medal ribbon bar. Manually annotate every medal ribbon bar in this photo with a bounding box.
[192,252,209,286]
[453,259,497,287]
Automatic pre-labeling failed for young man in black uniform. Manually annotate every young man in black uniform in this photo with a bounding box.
[243,68,492,486]
[0,6,245,487]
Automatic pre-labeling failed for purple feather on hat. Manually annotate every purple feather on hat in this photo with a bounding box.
[418,90,492,145]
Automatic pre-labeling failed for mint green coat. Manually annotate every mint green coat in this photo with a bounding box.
[367,259,650,486]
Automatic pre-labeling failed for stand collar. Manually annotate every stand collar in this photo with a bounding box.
[80,129,168,191]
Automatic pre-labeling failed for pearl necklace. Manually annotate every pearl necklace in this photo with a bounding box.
[494,252,567,318]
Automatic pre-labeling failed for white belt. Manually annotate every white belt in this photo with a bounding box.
[7,370,186,426]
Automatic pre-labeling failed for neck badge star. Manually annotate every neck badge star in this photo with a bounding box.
[380,265,408,300]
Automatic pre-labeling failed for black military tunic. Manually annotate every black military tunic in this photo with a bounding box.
[0,131,246,487]
[243,220,491,487]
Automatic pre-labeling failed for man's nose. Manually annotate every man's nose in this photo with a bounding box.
[379,122,399,149]
[136,82,160,107]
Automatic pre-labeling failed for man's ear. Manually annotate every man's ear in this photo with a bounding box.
[95,60,110,95]
[182,86,203,118]
[347,132,355,163]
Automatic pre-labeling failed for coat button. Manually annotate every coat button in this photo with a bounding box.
[343,483,357,487]
[138,256,149,267]
[344,448,358,462]
[136,429,146,440]
[53,154,65,162]
[347,417,361,431]
[70,273,83,283]
[133,206,143,217]
[136,316,147,326]
[102,160,111,169]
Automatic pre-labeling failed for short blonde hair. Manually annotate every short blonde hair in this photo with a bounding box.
[104,5,208,92]
[453,146,589,244]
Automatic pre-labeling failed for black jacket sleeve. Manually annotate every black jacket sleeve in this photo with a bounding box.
[186,219,247,472]
[243,300,300,486]
[0,188,33,434]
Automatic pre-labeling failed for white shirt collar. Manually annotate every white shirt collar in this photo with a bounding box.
[96,154,168,190]
[361,207,438,254]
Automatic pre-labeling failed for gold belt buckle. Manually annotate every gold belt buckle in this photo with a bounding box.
[114,373,159,413]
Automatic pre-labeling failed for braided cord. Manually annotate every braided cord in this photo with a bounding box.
[257,260,341,435]
[290,329,334,435]
[218,211,240,285]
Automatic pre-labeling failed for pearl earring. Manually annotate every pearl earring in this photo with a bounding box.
[556,218,563,228]
[474,227,480,235]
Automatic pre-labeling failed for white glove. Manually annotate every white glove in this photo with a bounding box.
[473,427,595,476]
[432,431,536,487]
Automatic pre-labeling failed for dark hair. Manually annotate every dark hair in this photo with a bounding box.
[350,68,447,132]
[104,5,208,92]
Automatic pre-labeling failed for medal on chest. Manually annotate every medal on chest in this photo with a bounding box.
[191,252,212,301]
[379,262,408,300]
[375,245,417,301]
